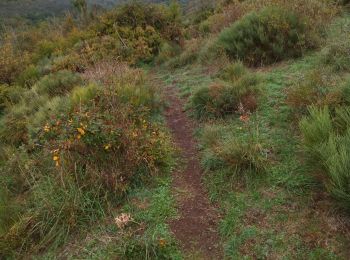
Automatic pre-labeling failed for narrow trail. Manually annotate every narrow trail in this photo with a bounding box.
[162,83,223,259]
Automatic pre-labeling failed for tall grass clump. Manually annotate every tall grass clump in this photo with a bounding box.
[200,122,268,184]
[217,7,310,66]
[190,64,261,119]
[300,106,350,210]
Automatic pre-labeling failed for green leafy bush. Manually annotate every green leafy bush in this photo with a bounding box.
[190,69,260,119]
[217,7,310,66]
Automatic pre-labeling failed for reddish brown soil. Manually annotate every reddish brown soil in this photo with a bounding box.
[163,85,223,259]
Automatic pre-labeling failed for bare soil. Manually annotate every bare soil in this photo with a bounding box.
[163,84,223,259]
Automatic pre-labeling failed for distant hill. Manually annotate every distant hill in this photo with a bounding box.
[0,0,190,22]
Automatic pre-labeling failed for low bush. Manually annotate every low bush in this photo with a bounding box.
[32,70,82,97]
[204,0,337,36]
[17,65,42,88]
[319,32,350,72]
[165,39,201,68]
[0,85,22,114]
[286,68,345,114]
[0,41,29,85]
[155,42,182,65]
[0,63,173,257]
[217,7,310,66]
[190,68,260,119]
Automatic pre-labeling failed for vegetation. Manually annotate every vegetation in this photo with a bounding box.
[190,63,261,119]
[1,0,350,258]
[217,7,310,65]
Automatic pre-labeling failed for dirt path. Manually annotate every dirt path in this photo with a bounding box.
[162,84,223,259]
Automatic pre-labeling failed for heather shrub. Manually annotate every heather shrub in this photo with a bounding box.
[217,7,310,66]
[191,71,260,119]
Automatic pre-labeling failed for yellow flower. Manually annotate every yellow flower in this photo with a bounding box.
[104,144,112,150]
[77,127,85,135]
[53,155,60,167]
[44,124,50,132]
[77,134,81,140]
[159,238,166,247]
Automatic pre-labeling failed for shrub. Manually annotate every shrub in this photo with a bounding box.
[217,7,310,66]
[17,65,42,88]
[0,41,29,85]
[206,0,337,36]
[155,42,182,65]
[286,68,344,114]
[190,71,260,119]
[0,68,172,256]
[0,85,22,114]
[32,70,82,97]
[319,33,350,72]
[165,39,201,68]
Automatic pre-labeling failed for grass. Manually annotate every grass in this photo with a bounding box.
[37,176,182,259]
[156,54,350,258]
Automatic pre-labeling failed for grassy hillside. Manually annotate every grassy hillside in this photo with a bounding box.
[0,0,350,259]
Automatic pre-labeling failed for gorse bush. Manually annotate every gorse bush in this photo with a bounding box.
[0,65,173,257]
[217,7,310,66]
[190,64,260,119]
